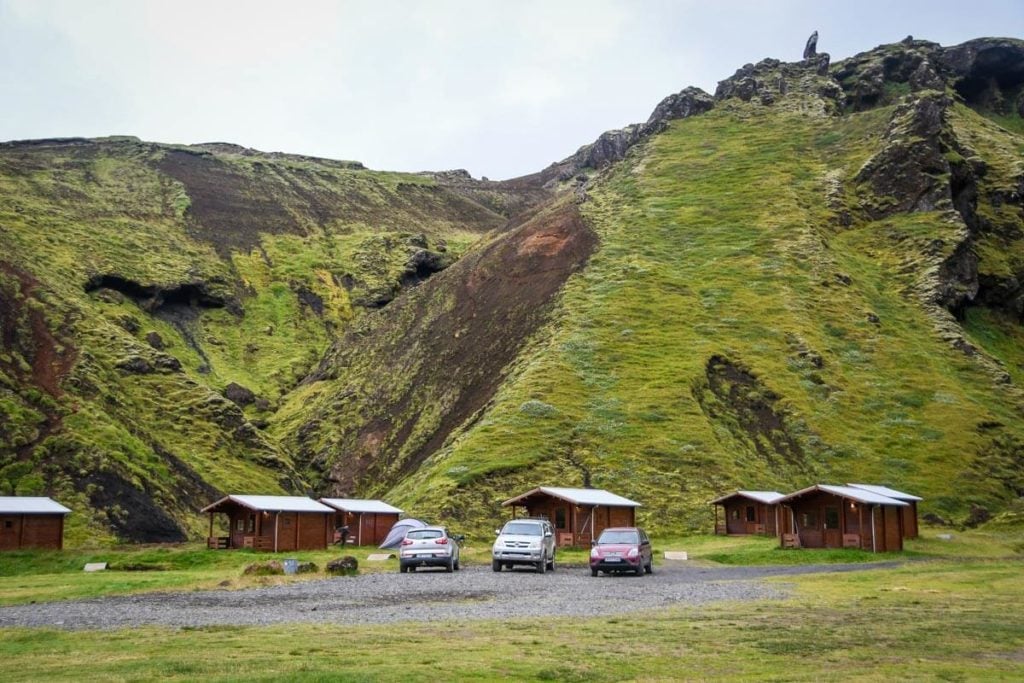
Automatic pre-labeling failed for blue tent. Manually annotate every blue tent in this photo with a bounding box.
[379,518,427,549]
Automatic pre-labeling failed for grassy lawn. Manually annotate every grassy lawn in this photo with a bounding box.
[0,554,1022,680]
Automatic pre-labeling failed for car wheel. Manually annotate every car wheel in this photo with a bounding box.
[645,561,653,575]
[547,555,555,571]
[537,555,546,574]
[400,564,407,574]
[408,565,415,572]
[446,557,454,573]
[454,556,461,571]
[591,567,598,577]
[492,559,501,572]
[635,564,644,576]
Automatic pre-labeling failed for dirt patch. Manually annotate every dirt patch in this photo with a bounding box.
[0,263,76,398]
[298,203,598,492]
[517,231,573,257]
[693,354,811,472]
[154,149,507,258]
[79,468,188,543]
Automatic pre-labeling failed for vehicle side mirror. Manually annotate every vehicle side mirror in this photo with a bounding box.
[494,529,501,535]
[454,534,465,543]
[590,540,596,547]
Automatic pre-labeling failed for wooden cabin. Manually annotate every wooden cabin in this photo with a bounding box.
[710,491,784,536]
[777,485,908,552]
[319,498,402,546]
[501,487,641,548]
[0,497,70,550]
[202,495,334,552]
[848,483,922,538]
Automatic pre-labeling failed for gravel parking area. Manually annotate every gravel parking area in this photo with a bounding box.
[0,562,896,630]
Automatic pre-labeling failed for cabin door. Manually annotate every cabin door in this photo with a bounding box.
[823,505,841,548]
[230,514,248,549]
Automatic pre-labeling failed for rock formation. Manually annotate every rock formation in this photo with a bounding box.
[803,31,818,59]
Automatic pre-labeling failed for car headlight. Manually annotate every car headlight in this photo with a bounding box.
[590,548,600,558]
[627,547,639,558]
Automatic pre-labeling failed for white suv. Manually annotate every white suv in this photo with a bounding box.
[491,518,556,573]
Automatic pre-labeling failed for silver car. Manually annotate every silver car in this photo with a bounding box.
[491,518,556,573]
[399,526,461,573]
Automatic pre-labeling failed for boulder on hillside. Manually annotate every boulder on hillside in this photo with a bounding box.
[224,382,256,406]
[145,331,165,350]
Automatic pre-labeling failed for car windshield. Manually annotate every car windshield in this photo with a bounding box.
[598,530,638,544]
[406,529,443,540]
[502,522,543,536]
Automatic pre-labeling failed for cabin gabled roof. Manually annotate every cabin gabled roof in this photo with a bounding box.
[778,484,908,507]
[319,498,403,514]
[502,486,642,508]
[0,497,71,515]
[201,495,334,514]
[846,483,922,502]
[710,490,785,505]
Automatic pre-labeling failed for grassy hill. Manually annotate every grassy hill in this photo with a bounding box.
[0,137,516,542]
[286,38,1024,536]
[1,37,1023,543]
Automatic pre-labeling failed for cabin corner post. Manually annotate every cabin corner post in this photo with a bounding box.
[870,505,877,553]
[274,511,280,553]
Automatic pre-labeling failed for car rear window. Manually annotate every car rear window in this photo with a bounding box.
[406,529,443,540]
[502,522,543,536]
[598,530,638,544]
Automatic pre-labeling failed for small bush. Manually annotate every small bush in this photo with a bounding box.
[326,556,358,576]
[243,560,284,576]
[519,400,558,417]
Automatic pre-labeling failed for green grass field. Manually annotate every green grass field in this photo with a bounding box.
[1,527,1022,681]
[0,529,1022,680]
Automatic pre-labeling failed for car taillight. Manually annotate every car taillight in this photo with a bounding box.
[401,539,413,546]
[436,538,449,545]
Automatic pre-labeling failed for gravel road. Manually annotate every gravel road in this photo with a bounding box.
[0,562,896,630]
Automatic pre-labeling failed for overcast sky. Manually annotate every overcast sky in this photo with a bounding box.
[2,1,1021,179]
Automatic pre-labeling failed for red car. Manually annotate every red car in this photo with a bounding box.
[590,527,653,576]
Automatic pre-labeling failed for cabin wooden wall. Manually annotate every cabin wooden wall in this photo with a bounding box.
[224,507,330,551]
[721,501,779,535]
[521,498,635,547]
[780,493,903,552]
[901,502,918,538]
[0,514,64,550]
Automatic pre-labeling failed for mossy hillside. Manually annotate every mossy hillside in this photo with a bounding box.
[388,99,1024,535]
[0,138,507,541]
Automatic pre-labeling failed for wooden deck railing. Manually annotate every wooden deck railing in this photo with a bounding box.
[243,536,275,550]
[207,536,229,549]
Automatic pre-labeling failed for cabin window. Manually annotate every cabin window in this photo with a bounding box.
[555,508,567,530]
[3,520,11,529]
[248,514,256,533]
[745,506,756,522]
[730,509,739,520]
[235,519,245,532]
[800,511,818,528]
[824,507,840,530]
